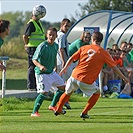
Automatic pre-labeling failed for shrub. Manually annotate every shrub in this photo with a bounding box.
[0,38,27,59]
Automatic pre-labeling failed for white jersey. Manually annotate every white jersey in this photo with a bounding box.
[55,30,74,81]
[55,30,69,66]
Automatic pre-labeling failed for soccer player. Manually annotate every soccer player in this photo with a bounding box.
[54,32,129,119]
[0,19,10,71]
[49,18,72,110]
[31,27,65,117]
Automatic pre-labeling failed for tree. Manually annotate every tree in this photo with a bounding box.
[72,0,132,21]
[0,11,61,44]
[1,11,25,42]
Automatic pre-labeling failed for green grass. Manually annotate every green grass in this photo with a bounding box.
[0,58,27,90]
[0,96,133,133]
[0,58,133,132]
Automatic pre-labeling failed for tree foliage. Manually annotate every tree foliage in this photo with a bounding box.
[0,11,60,44]
[0,11,61,58]
[0,1,132,59]
[72,0,132,20]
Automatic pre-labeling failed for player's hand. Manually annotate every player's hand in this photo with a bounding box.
[40,66,47,71]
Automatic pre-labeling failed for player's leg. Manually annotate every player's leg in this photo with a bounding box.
[80,82,100,119]
[54,77,78,115]
[64,101,71,109]
[31,93,47,117]
[61,65,73,109]
[81,93,100,118]
[49,72,65,111]
[31,73,51,116]
[49,88,65,111]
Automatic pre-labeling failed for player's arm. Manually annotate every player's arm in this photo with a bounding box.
[33,59,47,71]
[59,56,74,76]
[59,48,66,67]
[112,66,129,84]
[105,51,129,84]
[58,34,67,67]
[59,48,80,76]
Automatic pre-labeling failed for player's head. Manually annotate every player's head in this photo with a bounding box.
[80,31,91,44]
[91,32,103,44]
[46,27,57,44]
[60,18,71,33]
[0,19,10,35]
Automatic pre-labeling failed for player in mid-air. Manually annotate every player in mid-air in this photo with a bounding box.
[54,32,130,119]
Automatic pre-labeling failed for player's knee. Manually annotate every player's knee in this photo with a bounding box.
[65,89,73,95]
[57,85,65,91]
[94,89,100,94]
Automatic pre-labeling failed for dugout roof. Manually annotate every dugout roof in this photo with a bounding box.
[66,10,133,49]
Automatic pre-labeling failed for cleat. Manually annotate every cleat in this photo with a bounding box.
[64,102,71,109]
[49,105,57,112]
[31,112,41,117]
[80,113,90,119]
[54,110,66,116]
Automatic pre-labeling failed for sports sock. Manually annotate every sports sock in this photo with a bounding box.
[50,89,64,106]
[82,93,100,114]
[56,93,70,112]
[32,93,46,114]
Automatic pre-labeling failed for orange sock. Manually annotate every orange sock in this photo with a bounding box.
[56,93,70,112]
[82,93,100,114]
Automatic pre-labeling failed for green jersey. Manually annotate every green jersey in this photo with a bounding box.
[32,40,58,74]
[0,37,4,47]
[69,39,86,56]
[129,50,133,63]
[124,53,131,67]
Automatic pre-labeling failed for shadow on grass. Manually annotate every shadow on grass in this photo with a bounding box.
[1,114,132,124]
[0,79,27,90]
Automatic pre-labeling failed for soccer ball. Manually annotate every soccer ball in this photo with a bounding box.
[32,5,46,19]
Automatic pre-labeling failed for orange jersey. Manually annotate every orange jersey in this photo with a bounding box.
[114,58,123,67]
[71,44,117,84]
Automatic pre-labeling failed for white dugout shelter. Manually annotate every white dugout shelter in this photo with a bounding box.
[66,10,133,95]
[66,10,133,49]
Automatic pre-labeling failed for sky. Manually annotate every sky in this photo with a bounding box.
[0,0,89,22]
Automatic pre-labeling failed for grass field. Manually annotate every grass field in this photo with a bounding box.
[0,58,27,90]
[0,96,133,133]
[0,58,133,132]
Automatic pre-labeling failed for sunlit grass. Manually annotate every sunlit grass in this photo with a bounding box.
[0,41,27,59]
[0,58,133,133]
[0,58,27,89]
[0,97,133,133]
